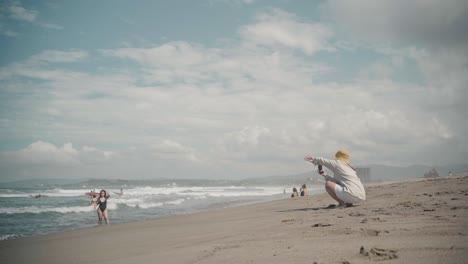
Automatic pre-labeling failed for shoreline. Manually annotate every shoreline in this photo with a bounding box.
[0,185,320,240]
[1,175,467,263]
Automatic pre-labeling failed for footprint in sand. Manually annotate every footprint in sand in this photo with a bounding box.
[311,223,332,227]
[360,228,381,236]
[360,246,398,260]
[349,212,365,217]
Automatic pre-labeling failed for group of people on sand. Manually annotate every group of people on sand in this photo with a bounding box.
[291,184,308,198]
[302,149,366,208]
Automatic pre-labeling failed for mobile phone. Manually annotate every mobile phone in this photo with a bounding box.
[318,165,324,173]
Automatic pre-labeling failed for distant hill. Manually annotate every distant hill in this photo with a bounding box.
[241,163,468,185]
[363,163,468,182]
[1,163,466,188]
[238,171,321,186]
[0,178,84,188]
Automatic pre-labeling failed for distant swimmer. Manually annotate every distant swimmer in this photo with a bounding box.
[114,188,124,196]
[300,184,308,196]
[90,190,111,224]
[85,190,99,197]
[29,194,48,198]
[291,188,299,198]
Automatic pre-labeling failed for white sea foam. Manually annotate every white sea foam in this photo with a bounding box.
[164,198,185,205]
[0,194,31,198]
[138,202,163,209]
[0,234,19,240]
[110,197,185,208]
[0,206,95,214]
[122,186,283,198]
[0,202,119,214]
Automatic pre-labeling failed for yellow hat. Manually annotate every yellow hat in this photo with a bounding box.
[335,149,350,163]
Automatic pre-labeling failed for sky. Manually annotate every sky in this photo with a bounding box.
[0,0,467,181]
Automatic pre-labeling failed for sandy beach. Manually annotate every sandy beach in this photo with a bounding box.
[1,174,467,264]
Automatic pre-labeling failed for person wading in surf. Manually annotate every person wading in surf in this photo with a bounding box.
[90,189,111,224]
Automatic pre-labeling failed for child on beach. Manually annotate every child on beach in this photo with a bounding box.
[300,184,308,196]
[304,149,366,208]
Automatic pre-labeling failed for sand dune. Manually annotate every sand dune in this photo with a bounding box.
[1,174,467,263]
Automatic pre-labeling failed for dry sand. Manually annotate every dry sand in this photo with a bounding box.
[1,174,467,264]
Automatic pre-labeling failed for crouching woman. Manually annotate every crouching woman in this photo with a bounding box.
[304,149,365,208]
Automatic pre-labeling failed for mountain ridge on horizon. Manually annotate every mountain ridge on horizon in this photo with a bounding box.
[1,163,467,188]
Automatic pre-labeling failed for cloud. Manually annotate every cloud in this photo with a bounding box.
[324,0,468,48]
[219,126,271,153]
[29,50,88,63]
[0,141,114,166]
[0,22,19,37]
[0,29,18,37]
[9,2,38,22]
[0,7,467,180]
[151,140,200,162]
[240,9,334,54]
[3,2,63,31]
[0,50,89,80]
[40,23,63,30]
[211,0,258,5]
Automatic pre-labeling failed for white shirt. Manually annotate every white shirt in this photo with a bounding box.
[312,157,366,201]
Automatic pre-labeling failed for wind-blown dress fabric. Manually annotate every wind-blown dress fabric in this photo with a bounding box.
[312,157,366,201]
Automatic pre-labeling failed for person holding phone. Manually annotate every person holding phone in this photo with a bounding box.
[304,149,366,208]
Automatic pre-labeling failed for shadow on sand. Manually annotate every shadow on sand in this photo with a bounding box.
[277,206,331,213]
[277,204,359,213]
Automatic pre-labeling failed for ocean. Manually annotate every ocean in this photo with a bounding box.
[0,184,322,240]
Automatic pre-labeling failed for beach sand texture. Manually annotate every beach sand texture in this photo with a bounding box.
[1,175,467,264]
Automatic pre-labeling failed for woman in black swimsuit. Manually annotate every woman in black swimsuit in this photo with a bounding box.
[91,190,110,224]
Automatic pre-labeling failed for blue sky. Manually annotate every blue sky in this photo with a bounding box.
[0,0,467,181]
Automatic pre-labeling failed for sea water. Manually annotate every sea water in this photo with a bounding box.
[0,185,322,240]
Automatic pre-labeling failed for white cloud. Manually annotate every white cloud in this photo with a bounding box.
[240,9,334,54]
[9,2,38,22]
[100,41,210,68]
[0,141,114,166]
[30,50,88,63]
[0,7,467,180]
[40,23,63,30]
[220,126,271,152]
[0,50,89,81]
[150,140,199,162]
[210,0,258,5]
[324,0,468,47]
[0,29,18,37]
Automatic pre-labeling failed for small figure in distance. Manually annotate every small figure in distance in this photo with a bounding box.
[30,194,48,198]
[300,184,308,196]
[291,187,299,198]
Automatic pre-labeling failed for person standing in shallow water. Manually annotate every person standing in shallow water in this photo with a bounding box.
[304,149,366,208]
[90,190,111,224]
[300,184,308,196]
[291,188,299,198]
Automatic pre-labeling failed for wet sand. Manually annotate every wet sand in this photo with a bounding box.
[1,174,467,263]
